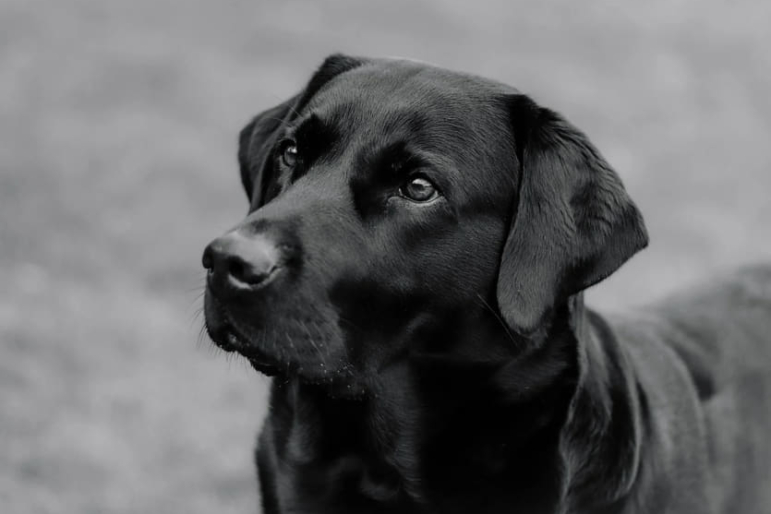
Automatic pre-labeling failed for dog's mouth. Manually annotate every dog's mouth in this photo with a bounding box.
[221,325,282,376]
[202,285,361,393]
[203,290,282,376]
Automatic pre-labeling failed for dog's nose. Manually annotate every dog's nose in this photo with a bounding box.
[202,232,280,292]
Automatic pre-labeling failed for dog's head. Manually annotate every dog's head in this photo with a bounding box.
[202,55,647,392]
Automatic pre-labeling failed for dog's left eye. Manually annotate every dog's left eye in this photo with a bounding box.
[399,176,439,202]
[279,140,299,167]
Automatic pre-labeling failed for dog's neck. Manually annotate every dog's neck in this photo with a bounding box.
[558,295,646,512]
[264,294,644,511]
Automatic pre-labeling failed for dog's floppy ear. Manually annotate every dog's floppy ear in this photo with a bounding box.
[238,96,297,206]
[238,53,365,208]
[496,94,648,340]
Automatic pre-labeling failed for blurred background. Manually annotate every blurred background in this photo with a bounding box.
[1,0,770,512]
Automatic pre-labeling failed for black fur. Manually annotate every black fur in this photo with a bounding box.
[238,54,364,208]
[498,94,649,340]
[203,55,771,514]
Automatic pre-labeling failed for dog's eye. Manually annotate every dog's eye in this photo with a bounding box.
[279,140,299,167]
[399,176,439,202]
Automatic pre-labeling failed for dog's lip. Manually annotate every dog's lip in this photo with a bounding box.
[223,329,282,376]
[211,324,281,377]
[205,291,282,375]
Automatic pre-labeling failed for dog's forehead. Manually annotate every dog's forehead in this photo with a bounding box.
[343,59,514,97]
[287,59,520,204]
[296,60,518,175]
[304,59,515,129]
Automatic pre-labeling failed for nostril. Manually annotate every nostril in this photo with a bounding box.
[202,245,214,271]
[227,254,276,286]
[227,258,246,282]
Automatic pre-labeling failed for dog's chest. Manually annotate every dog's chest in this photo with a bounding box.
[260,391,426,513]
[262,412,564,514]
[273,451,419,514]
[259,377,571,513]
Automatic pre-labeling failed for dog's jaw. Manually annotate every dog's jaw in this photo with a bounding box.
[203,288,283,376]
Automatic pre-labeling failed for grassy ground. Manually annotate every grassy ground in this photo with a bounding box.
[1,1,770,512]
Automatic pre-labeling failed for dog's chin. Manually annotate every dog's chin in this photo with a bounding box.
[247,357,281,376]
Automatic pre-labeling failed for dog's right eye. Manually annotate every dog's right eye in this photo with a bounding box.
[399,176,439,203]
[279,140,298,167]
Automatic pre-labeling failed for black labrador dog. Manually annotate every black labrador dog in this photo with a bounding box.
[202,55,771,513]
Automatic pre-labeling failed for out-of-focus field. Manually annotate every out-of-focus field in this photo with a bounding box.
[1,1,769,512]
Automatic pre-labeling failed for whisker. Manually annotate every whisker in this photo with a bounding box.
[196,322,210,351]
[263,91,303,120]
[475,293,520,348]
[306,323,323,369]
[303,321,325,361]
[186,287,206,312]
[190,306,204,328]
[337,315,364,334]
[254,115,292,127]
[185,282,206,294]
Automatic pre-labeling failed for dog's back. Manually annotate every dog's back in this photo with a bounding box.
[608,264,771,513]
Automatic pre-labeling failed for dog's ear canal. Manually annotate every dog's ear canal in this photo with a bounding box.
[238,53,365,208]
[496,94,649,340]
